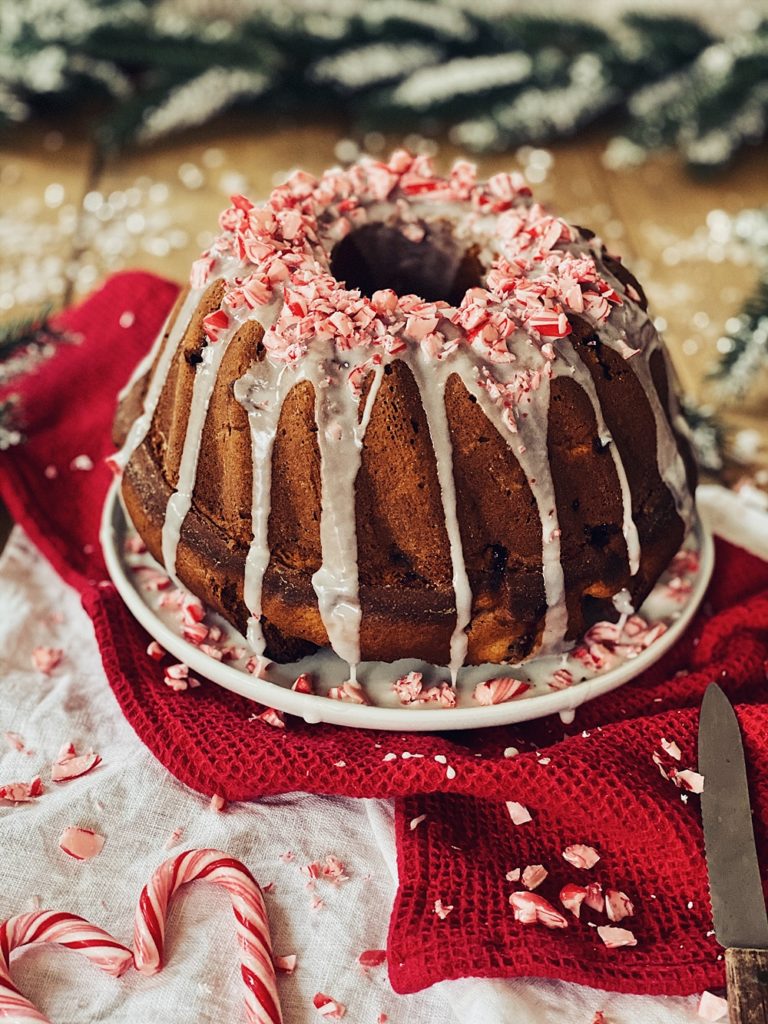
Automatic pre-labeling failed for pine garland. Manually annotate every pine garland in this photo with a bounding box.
[0,1,765,171]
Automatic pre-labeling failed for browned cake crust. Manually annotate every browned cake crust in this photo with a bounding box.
[114,256,697,666]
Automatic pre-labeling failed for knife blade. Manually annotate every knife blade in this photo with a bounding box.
[699,682,768,949]
[699,682,768,1024]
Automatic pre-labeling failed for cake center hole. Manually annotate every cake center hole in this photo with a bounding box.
[329,222,483,306]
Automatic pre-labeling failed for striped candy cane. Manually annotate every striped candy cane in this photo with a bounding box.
[0,910,133,1023]
[134,848,282,1024]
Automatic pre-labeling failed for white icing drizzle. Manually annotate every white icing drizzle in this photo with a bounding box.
[161,331,235,588]
[404,349,473,682]
[554,349,641,576]
[589,253,693,531]
[310,349,385,673]
[113,286,204,471]
[234,357,294,657]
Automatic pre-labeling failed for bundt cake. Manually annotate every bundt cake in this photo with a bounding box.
[112,151,697,678]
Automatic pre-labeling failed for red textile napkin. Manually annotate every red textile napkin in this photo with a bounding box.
[3,271,768,998]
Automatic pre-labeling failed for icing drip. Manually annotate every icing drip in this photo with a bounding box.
[588,253,693,533]
[627,323,693,526]
[234,359,294,658]
[468,359,569,656]
[310,350,385,673]
[555,350,641,576]
[113,287,204,471]
[161,332,234,587]
[405,350,473,682]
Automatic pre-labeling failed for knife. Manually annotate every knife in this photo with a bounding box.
[699,682,768,1023]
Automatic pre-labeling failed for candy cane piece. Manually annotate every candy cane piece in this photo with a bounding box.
[134,848,282,1024]
[0,910,132,1023]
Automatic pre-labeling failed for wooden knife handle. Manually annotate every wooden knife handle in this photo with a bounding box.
[727,948,768,1022]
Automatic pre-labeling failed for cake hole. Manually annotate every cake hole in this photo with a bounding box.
[329,222,483,305]
[586,523,619,548]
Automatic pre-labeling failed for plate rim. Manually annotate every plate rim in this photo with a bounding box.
[100,479,714,732]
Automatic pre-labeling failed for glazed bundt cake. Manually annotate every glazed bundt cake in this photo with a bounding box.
[112,151,697,676]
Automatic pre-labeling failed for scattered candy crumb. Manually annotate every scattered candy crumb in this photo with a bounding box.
[510,891,569,929]
[0,777,44,803]
[58,826,105,860]
[312,992,346,1018]
[31,647,63,674]
[521,864,548,890]
[210,794,227,813]
[434,899,454,920]
[605,890,634,922]
[597,925,637,948]
[697,991,728,1021]
[358,949,387,968]
[506,801,532,825]
[165,827,184,850]
[51,745,102,783]
[410,814,427,830]
[274,954,297,974]
[562,844,601,869]
[3,731,26,752]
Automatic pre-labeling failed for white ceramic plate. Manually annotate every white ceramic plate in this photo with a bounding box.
[100,479,714,732]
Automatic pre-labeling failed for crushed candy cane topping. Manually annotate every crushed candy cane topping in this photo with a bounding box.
[194,151,631,385]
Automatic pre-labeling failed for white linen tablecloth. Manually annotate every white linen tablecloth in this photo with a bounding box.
[1,483,759,1023]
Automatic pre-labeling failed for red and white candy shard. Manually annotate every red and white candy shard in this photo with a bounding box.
[31,647,63,674]
[51,746,101,783]
[597,925,637,948]
[358,949,387,968]
[327,680,369,704]
[697,991,728,1021]
[255,707,285,728]
[133,848,282,1024]
[210,794,227,813]
[506,801,532,825]
[605,890,634,922]
[472,677,530,705]
[291,673,314,694]
[673,769,704,793]
[58,827,105,861]
[0,777,43,803]
[274,954,297,974]
[434,899,454,920]
[0,910,132,1023]
[559,884,588,918]
[313,992,346,1019]
[3,731,25,752]
[660,737,682,761]
[584,883,604,914]
[521,864,548,890]
[146,640,165,661]
[562,844,600,869]
[509,892,568,929]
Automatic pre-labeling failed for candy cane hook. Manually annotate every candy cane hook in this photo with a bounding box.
[134,848,282,1024]
[0,910,133,1023]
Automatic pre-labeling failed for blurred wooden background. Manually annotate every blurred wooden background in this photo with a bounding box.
[1,114,767,547]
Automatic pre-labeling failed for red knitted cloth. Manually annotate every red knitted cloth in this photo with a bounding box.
[3,272,768,998]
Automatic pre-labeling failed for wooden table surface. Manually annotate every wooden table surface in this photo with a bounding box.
[2,113,767,550]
